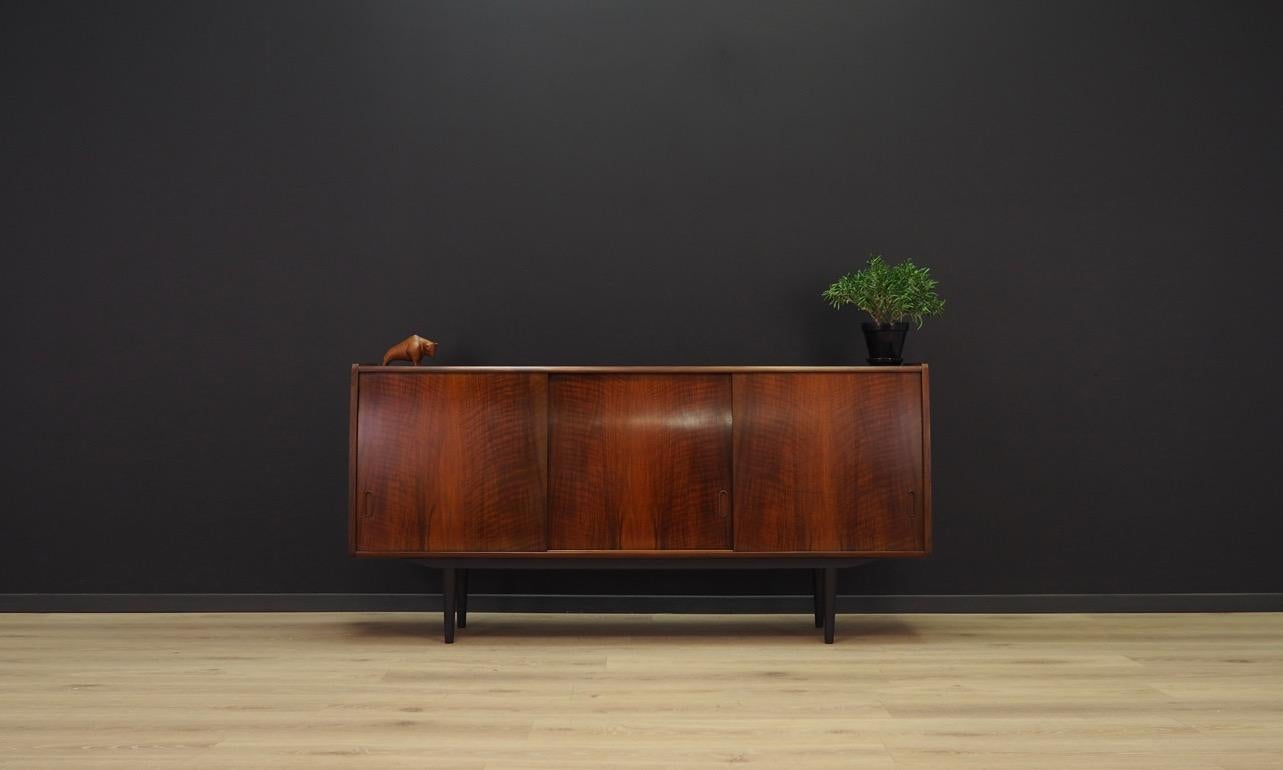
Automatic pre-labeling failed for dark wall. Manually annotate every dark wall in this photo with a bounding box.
[3,0,1281,598]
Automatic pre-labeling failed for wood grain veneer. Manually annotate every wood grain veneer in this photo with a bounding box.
[350,366,930,559]
[732,372,926,552]
[353,372,547,553]
[548,374,732,550]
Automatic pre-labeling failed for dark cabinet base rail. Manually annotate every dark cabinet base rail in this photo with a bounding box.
[423,558,874,644]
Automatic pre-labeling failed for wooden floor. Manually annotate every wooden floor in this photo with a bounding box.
[1,613,1281,768]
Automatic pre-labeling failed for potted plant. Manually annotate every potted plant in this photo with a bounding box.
[823,254,945,364]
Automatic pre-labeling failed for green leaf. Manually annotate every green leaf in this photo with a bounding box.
[821,252,946,328]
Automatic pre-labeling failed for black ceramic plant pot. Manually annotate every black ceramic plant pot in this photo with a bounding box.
[861,322,910,365]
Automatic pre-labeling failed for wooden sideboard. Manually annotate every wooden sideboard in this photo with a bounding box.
[349,365,931,643]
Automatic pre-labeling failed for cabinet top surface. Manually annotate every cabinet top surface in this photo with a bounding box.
[354,364,927,373]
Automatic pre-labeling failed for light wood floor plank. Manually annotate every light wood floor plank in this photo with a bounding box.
[1,612,1281,768]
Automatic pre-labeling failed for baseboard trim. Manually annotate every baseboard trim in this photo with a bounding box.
[1,593,1280,613]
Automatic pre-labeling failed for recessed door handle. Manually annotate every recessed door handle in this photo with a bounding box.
[718,489,729,517]
[363,490,374,518]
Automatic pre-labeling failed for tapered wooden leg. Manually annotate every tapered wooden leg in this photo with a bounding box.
[456,569,469,629]
[812,569,823,628]
[822,567,836,644]
[442,568,456,644]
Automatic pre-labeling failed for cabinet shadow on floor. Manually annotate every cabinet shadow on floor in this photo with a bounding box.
[345,614,922,642]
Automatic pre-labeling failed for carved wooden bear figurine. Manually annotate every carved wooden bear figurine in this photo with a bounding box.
[382,335,438,366]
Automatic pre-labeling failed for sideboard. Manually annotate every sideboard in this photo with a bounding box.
[349,365,931,643]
